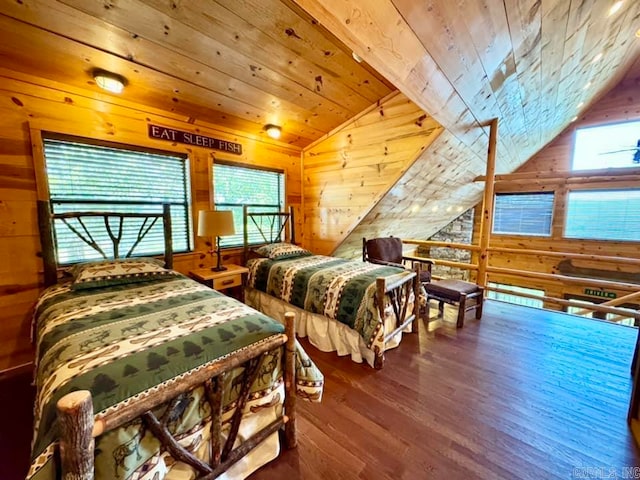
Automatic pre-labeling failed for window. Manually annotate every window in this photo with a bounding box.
[487,283,544,308]
[44,136,191,264]
[213,162,285,247]
[572,120,640,170]
[565,189,640,241]
[493,193,554,236]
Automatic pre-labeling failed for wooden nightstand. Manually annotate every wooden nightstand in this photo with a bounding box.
[189,264,249,302]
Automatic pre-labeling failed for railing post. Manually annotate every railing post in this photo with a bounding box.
[477,118,498,288]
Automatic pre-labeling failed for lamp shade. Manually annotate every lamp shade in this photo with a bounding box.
[197,210,236,237]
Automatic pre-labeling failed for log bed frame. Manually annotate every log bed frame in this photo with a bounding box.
[241,204,420,369]
[36,200,298,479]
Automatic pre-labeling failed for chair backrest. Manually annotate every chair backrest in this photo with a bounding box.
[363,237,403,265]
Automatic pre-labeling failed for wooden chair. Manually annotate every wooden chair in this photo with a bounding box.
[362,236,434,285]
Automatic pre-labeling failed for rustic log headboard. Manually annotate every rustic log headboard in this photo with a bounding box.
[37,200,173,286]
[242,204,295,264]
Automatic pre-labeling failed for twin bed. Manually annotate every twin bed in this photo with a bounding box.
[242,206,421,369]
[29,203,323,480]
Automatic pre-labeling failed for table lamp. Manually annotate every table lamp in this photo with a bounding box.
[197,210,236,271]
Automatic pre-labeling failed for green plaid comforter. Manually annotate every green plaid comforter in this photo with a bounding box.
[28,275,323,480]
[247,255,413,349]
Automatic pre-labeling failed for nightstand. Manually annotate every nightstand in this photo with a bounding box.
[189,264,249,302]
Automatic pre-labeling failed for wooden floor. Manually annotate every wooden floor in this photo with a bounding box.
[2,300,638,479]
[252,301,640,480]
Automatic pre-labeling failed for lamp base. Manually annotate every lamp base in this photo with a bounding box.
[210,265,228,272]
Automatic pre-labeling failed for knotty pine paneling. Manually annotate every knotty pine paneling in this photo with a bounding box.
[302,92,443,254]
[480,78,640,306]
[335,130,485,260]
[0,71,302,372]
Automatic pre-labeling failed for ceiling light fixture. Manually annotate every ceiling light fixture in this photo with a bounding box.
[577,102,584,108]
[608,0,623,16]
[93,69,126,94]
[264,124,282,139]
[591,52,603,63]
[571,116,578,122]
[583,81,592,90]
[352,51,363,63]
[636,28,640,38]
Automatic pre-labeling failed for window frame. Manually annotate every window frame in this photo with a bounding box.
[492,191,555,237]
[213,160,286,248]
[37,131,194,264]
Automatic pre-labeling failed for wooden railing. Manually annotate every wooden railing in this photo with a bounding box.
[403,238,640,324]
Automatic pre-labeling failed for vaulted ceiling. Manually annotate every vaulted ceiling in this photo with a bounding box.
[1,0,639,251]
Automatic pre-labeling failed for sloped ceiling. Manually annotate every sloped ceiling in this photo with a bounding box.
[292,0,640,257]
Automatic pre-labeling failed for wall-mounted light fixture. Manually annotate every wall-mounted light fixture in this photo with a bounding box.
[265,124,282,139]
[93,69,127,94]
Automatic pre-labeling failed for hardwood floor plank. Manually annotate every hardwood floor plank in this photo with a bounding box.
[252,300,640,479]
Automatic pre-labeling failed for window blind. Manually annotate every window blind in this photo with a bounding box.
[44,138,191,264]
[565,189,640,241]
[213,163,285,247]
[493,192,554,236]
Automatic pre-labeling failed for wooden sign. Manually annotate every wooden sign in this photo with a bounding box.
[584,288,617,299]
[148,124,242,155]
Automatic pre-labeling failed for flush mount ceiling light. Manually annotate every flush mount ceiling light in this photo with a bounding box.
[93,69,127,94]
[264,124,282,139]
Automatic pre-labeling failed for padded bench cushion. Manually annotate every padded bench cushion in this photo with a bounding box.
[425,279,481,301]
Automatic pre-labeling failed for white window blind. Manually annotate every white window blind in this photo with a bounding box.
[493,193,554,236]
[213,163,285,247]
[44,137,192,264]
[565,189,640,241]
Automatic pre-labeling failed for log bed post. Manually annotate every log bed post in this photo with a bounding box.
[162,204,173,270]
[283,311,298,448]
[57,390,95,480]
[38,200,58,287]
[374,278,387,369]
[413,263,421,332]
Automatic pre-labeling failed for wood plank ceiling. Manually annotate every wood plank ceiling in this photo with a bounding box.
[1,0,639,251]
[0,0,394,148]
[295,0,640,170]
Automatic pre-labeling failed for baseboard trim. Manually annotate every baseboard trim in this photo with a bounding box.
[0,362,34,381]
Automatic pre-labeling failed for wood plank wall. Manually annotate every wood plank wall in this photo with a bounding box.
[479,77,640,308]
[301,91,443,254]
[0,69,302,372]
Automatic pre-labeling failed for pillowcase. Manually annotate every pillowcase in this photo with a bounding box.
[253,242,312,260]
[70,258,177,290]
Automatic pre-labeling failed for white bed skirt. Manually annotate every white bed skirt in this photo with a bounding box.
[246,287,411,368]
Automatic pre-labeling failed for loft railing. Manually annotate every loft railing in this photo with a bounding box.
[402,238,640,325]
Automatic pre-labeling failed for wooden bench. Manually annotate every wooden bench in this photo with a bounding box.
[424,279,484,328]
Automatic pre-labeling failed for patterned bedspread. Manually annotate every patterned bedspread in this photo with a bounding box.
[29,275,323,480]
[247,255,413,350]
